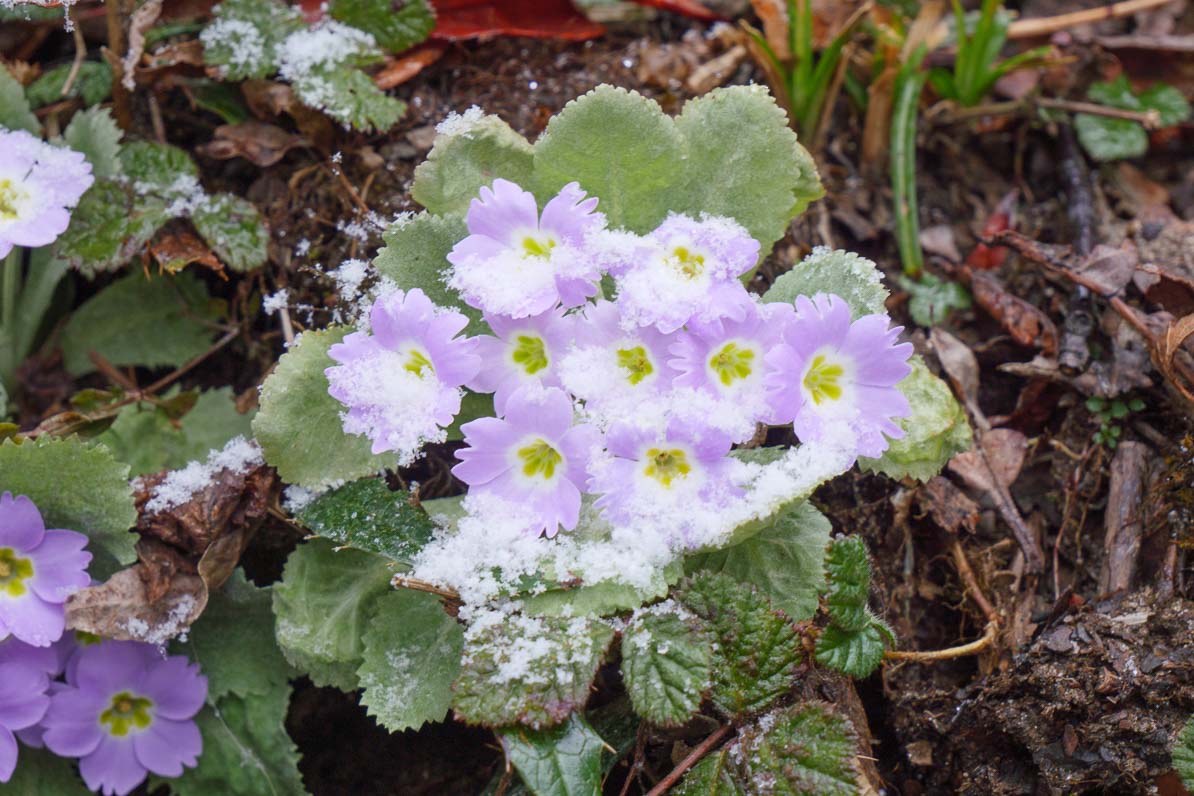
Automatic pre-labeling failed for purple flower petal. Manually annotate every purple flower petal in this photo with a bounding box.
[0,662,49,730]
[0,590,66,647]
[0,726,16,783]
[139,656,206,720]
[465,179,540,245]
[80,736,146,796]
[132,718,202,777]
[0,492,46,551]
[28,529,91,603]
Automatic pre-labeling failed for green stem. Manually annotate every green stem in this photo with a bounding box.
[892,48,928,278]
[1,248,20,331]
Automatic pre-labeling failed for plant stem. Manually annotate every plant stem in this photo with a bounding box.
[1,248,21,332]
[891,47,928,278]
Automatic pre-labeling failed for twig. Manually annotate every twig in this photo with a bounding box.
[390,575,461,601]
[1008,0,1176,39]
[885,621,998,661]
[950,540,999,624]
[61,8,87,98]
[142,328,239,395]
[104,0,131,129]
[643,724,733,796]
[1038,97,1162,129]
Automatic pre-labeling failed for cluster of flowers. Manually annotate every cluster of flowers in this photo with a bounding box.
[327,179,913,539]
[0,128,94,258]
[0,493,206,795]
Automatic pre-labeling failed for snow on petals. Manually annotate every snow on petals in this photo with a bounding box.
[327,288,481,465]
[0,130,94,258]
[468,306,574,417]
[764,292,913,459]
[446,179,604,318]
[452,385,599,538]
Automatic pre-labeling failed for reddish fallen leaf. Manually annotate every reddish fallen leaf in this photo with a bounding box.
[917,475,980,534]
[149,232,226,277]
[374,43,447,90]
[199,121,310,167]
[427,0,604,40]
[66,565,207,644]
[966,190,1016,270]
[969,269,1060,355]
[634,0,720,21]
[948,428,1029,493]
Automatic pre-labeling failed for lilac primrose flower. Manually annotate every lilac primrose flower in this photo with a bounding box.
[327,288,481,465]
[469,306,574,416]
[43,641,206,796]
[452,386,599,538]
[670,296,789,404]
[589,419,739,537]
[0,129,94,258]
[764,293,913,458]
[0,653,50,782]
[611,214,760,334]
[447,179,604,318]
[0,492,92,647]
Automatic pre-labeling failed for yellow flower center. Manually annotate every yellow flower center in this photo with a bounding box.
[75,630,103,646]
[511,335,548,375]
[709,342,755,387]
[668,245,705,279]
[616,346,654,385]
[0,178,25,221]
[100,691,154,737]
[403,348,434,378]
[803,353,846,405]
[518,438,563,480]
[0,548,33,598]
[643,448,691,487]
[522,235,557,258]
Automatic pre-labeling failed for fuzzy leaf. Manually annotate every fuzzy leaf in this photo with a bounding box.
[96,388,254,477]
[734,702,858,796]
[673,749,743,796]
[823,536,870,632]
[763,249,888,320]
[901,273,972,327]
[373,213,484,334]
[202,0,302,79]
[453,614,614,728]
[686,501,830,622]
[499,714,606,796]
[0,436,135,577]
[329,0,434,53]
[26,61,112,107]
[252,327,392,489]
[859,357,972,482]
[0,67,39,134]
[358,588,462,732]
[297,478,434,565]
[272,538,394,691]
[119,140,199,187]
[675,85,822,255]
[677,573,801,718]
[1138,83,1191,127]
[533,85,684,233]
[1074,114,1147,162]
[412,114,534,217]
[53,179,169,276]
[192,194,269,272]
[59,271,221,375]
[813,623,887,679]
[293,65,405,132]
[61,106,123,179]
[182,570,293,700]
[621,607,712,727]
[2,746,91,795]
[1174,715,1194,790]
[520,559,682,619]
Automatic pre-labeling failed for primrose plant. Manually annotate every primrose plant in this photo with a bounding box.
[253,85,971,794]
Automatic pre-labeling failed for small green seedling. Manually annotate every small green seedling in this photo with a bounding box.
[1085,395,1145,449]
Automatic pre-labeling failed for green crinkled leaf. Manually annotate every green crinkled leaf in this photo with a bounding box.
[533,85,684,234]
[53,179,169,276]
[0,67,39,134]
[813,622,887,679]
[1138,83,1192,127]
[292,64,405,133]
[297,477,434,565]
[60,271,221,375]
[900,273,972,327]
[358,588,463,732]
[823,536,870,632]
[675,85,822,256]
[0,436,135,577]
[119,140,199,187]
[165,683,308,796]
[272,538,394,691]
[374,213,485,335]
[677,573,802,718]
[61,106,123,179]
[763,248,888,320]
[621,606,712,727]
[686,501,830,623]
[2,746,91,795]
[674,749,744,796]
[859,356,972,482]
[192,193,269,272]
[453,614,615,728]
[520,559,682,618]
[1174,715,1194,789]
[183,570,293,700]
[734,702,858,796]
[329,0,434,53]
[499,714,606,796]
[201,0,302,79]
[26,61,112,108]
[412,114,534,217]
[1074,113,1148,162]
[252,327,392,489]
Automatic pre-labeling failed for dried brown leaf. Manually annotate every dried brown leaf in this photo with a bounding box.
[198,121,309,167]
[66,565,207,644]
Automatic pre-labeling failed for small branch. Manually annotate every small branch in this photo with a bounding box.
[390,575,461,602]
[61,8,87,98]
[950,540,999,625]
[644,724,733,796]
[1007,0,1176,39]
[1038,97,1162,130]
[885,622,998,662]
[105,0,132,129]
[142,328,239,395]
